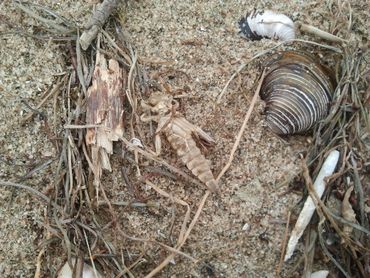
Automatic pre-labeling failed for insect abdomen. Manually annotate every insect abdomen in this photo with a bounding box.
[166,132,219,192]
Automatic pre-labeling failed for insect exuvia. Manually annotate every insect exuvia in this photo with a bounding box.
[141,92,219,192]
[239,10,295,41]
[260,51,335,135]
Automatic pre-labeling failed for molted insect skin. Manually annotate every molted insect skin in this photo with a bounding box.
[260,51,335,135]
[141,92,218,192]
[239,10,295,41]
[157,115,219,192]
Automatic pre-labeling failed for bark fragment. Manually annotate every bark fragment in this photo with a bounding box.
[86,51,125,192]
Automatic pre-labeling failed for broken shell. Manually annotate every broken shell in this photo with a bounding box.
[239,10,295,41]
[260,51,335,135]
[58,259,103,278]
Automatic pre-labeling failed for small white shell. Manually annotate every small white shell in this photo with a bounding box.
[310,270,329,278]
[239,10,295,41]
[58,259,103,278]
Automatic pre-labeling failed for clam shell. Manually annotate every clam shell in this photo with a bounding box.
[260,51,335,135]
[239,10,295,41]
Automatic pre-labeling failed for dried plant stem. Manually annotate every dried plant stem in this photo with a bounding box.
[302,161,367,277]
[97,200,159,208]
[83,229,100,278]
[276,210,291,277]
[350,155,366,228]
[64,124,102,129]
[0,180,51,203]
[14,1,73,33]
[145,180,191,246]
[34,246,45,278]
[303,229,317,278]
[217,62,248,103]
[97,179,197,267]
[297,22,348,43]
[216,70,265,181]
[79,0,120,50]
[21,79,64,124]
[145,190,210,278]
[76,32,87,94]
[217,53,268,103]
[121,137,203,187]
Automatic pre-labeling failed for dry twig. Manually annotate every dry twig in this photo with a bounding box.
[80,0,121,50]
[216,70,265,181]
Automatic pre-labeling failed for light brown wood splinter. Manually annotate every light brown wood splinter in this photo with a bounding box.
[86,51,126,193]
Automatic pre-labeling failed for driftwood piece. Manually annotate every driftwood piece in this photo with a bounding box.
[86,51,125,190]
[79,0,121,50]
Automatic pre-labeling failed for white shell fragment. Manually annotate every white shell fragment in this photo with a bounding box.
[242,223,251,232]
[58,259,103,278]
[310,270,329,278]
[284,150,340,261]
[130,137,144,148]
[239,10,295,41]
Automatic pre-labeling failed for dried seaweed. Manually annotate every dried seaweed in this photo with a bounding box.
[301,3,370,275]
[10,1,216,276]
[220,1,369,277]
[8,0,369,277]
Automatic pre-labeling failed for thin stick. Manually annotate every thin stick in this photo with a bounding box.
[0,180,51,203]
[121,137,204,187]
[297,22,348,43]
[14,1,73,33]
[21,80,64,124]
[276,211,291,277]
[217,62,248,103]
[97,200,159,208]
[98,179,197,264]
[145,180,191,249]
[76,30,87,95]
[216,70,265,181]
[34,247,45,278]
[83,229,100,278]
[79,0,120,50]
[144,190,210,278]
[64,124,102,129]
[350,155,365,227]
[34,209,52,278]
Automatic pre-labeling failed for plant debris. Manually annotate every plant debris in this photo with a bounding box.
[1,0,369,277]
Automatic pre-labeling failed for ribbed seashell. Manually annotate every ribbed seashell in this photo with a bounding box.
[260,51,335,135]
[239,10,295,41]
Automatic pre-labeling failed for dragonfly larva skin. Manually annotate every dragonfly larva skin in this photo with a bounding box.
[141,92,219,192]
[260,51,335,135]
